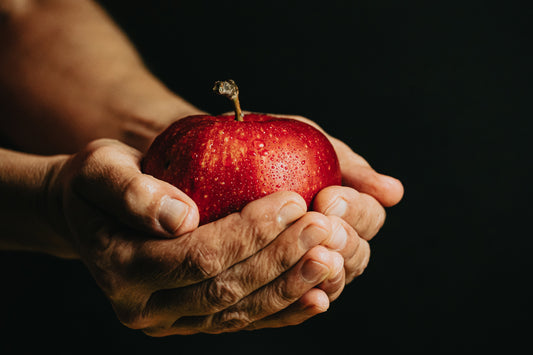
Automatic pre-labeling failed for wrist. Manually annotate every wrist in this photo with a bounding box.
[0,149,78,258]
[40,154,80,258]
[106,71,206,152]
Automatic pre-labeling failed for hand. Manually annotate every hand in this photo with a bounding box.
[277,114,404,208]
[46,139,363,335]
[264,115,404,310]
[313,137,404,287]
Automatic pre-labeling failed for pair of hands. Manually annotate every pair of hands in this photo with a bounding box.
[46,116,403,336]
[2,0,402,335]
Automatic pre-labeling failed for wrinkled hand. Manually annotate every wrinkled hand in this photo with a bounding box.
[312,136,404,291]
[269,115,404,311]
[46,139,365,335]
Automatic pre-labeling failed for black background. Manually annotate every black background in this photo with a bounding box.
[1,0,531,353]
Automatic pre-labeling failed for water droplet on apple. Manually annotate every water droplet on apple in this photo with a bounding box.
[253,139,265,149]
[301,160,306,165]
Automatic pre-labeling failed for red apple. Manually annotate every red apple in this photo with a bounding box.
[142,80,341,225]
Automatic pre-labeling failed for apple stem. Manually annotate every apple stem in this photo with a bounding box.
[213,80,244,122]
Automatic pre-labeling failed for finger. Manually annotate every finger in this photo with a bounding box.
[68,138,199,237]
[313,185,386,240]
[244,288,330,330]
[264,114,404,207]
[316,218,352,300]
[132,191,307,291]
[93,190,308,331]
[145,212,333,319]
[330,138,404,207]
[167,246,339,334]
[318,216,370,289]
[321,216,359,259]
[146,290,330,335]
[343,238,371,284]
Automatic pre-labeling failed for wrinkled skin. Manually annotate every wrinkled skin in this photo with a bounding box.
[0,0,403,336]
[44,132,400,335]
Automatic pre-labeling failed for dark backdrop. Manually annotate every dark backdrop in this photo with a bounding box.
[1,1,531,353]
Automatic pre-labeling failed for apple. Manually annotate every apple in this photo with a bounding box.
[142,80,341,225]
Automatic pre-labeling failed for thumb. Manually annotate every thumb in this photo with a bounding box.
[331,139,404,207]
[69,139,199,237]
[269,114,404,207]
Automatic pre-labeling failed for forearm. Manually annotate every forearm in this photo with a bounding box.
[0,147,75,258]
[0,0,203,155]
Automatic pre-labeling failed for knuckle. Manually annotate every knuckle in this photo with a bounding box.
[240,202,275,229]
[276,278,299,305]
[69,140,118,188]
[237,210,277,250]
[351,241,371,279]
[80,139,117,166]
[314,185,346,211]
[204,278,242,312]
[242,191,304,225]
[276,250,296,273]
[122,174,160,219]
[240,192,308,242]
[302,211,330,229]
[355,194,386,240]
[183,245,223,281]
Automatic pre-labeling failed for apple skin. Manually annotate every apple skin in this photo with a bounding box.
[142,113,341,225]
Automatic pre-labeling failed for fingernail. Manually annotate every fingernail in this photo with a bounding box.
[301,260,329,283]
[328,225,347,251]
[299,224,328,250]
[158,196,188,235]
[325,197,347,217]
[278,201,306,226]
